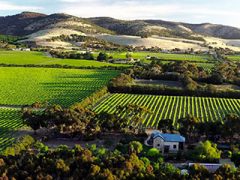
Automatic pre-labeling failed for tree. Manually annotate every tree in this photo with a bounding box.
[89,164,101,177]
[231,152,240,167]
[190,141,221,163]
[188,164,210,179]
[126,52,132,59]
[208,73,223,84]
[198,121,223,142]
[140,33,149,38]
[147,148,160,158]
[55,159,70,177]
[84,52,94,60]
[178,114,201,142]
[110,73,133,87]
[116,104,151,130]
[215,164,236,179]
[157,119,176,133]
[22,108,46,135]
[128,141,143,154]
[98,103,151,132]
[223,113,240,142]
[97,52,108,61]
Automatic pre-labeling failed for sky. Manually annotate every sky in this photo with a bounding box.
[0,0,239,28]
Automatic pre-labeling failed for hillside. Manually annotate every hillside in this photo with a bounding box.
[1,12,240,39]
[89,17,240,39]
[1,12,240,50]
[0,12,113,36]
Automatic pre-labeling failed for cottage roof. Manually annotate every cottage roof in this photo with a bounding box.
[151,131,185,142]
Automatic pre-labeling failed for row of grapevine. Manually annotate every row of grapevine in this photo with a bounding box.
[0,108,23,152]
[0,67,119,107]
[93,94,240,128]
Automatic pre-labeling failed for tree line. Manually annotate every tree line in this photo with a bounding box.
[109,61,240,99]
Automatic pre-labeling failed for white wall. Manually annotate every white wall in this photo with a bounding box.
[153,137,179,152]
[153,137,164,151]
[164,142,179,151]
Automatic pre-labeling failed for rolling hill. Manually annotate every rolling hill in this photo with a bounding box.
[1,12,240,39]
[1,12,240,50]
[89,17,240,39]
[0,12,113,36]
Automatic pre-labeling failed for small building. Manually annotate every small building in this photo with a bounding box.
[145,130,185,154]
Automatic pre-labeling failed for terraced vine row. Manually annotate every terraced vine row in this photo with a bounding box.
[93,94,240,128]
[0,108,23,152]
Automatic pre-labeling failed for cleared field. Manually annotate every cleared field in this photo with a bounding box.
[0,51,129,67]
[93,93,240,128]
[0,108,23,152]
[0,67,119,107]
[93,51,212,62]
[93,34,207,50]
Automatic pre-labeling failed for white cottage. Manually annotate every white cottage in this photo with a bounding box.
[145,130,185,154]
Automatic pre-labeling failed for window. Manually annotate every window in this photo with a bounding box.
[173,145,177,149]
[157,144,160,147]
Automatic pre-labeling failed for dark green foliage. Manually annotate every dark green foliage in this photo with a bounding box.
[97,103,151,132]
[188,164,210,179]
[109,61,240,99]
[97,52,109,61]
[231,152,240,167]
[0,34,19,43]
[22,102,151,139]
[49,50,94,60]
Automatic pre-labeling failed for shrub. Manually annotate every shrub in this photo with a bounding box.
[189,141,221,163]
[1,135,35,156]
[147,148,160,158]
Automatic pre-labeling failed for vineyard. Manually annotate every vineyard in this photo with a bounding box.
[227,55,240,61]
[94,51,213,62]
[0,67,119,107]
[0,51,128,67]
[93,93,240,128]
[0,108,23,152]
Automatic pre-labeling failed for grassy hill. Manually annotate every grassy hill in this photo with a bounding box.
[89,17,240,39]
[0,12,114,36]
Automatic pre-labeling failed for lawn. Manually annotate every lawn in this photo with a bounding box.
[0,67,119,107]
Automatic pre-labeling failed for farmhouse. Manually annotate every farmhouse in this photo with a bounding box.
[145,130,185,154]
